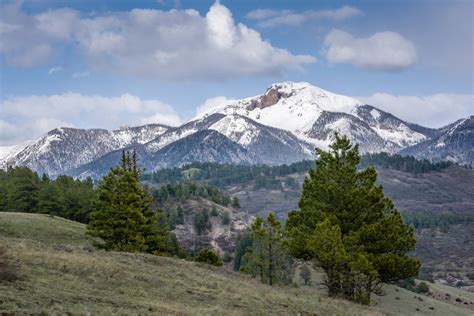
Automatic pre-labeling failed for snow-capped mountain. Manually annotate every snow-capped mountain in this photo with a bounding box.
[68,113,315,179]
[2,81,470,178]
[0,140,35,169]
[401,116,474,166]
[0,124,170,176]
[196,82,433,153]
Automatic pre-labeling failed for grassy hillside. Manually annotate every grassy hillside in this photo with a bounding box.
[0,212,472,315]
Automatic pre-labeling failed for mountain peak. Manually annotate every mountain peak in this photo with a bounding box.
[196,81,363,138]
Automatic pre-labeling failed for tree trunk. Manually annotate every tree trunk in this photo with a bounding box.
[268,241,273,286]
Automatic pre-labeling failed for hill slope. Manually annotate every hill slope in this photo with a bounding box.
[1,213,472,315]
[0,213,375,315]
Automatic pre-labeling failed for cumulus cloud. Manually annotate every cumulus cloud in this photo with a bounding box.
[324,29,417,71]
[195,96,233,116]
[0,93,182,145]
[0,2,78,67]
[0,1,315,80]
[358,93,474,127]
[246,6,363,28]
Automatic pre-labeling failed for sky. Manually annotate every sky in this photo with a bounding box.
[0,0,473,145]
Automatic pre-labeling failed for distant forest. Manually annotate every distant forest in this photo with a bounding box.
[0,153,466,227]
[0,166,234,225]
[142,153,458,189]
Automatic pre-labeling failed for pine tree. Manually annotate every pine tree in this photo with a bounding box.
[242,213,292,285]
[87,153,178,254]
[37,181,64,216]
[9,167,39,213]
[286,134,420,304]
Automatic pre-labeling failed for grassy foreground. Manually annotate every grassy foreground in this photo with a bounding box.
[0,213,472,315]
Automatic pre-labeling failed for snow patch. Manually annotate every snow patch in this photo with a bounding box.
[373,123,426,147]
[195,81,363,140]
[370,109,381,120]
[209,115,260,147]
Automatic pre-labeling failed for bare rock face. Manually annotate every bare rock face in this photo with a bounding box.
[245,99,260,111]
[260,88,281,109]
[244,87,292,111]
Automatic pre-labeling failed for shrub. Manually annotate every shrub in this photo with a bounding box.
[417,282,429,293]
[221,211,231,225]
[210,207,219,217]
[195,249,222,266]
[467,272,474,280]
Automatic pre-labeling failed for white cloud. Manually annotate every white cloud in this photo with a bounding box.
[48,66,63,75]
[0,2,66,67]
[247,6,363,28]
[195,96,233,116]
[324,29,417,71]
[246,9,282,20]
[0,93,182,145]
[0,1,315,80]
[358,93,474,127]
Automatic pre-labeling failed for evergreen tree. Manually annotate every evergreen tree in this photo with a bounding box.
[195,248,222,266]
[0,184,8,212]
[9,167,39,213]
[37,181,64,216]
[233,231,252,271]
[87,153,178,254]
[242,213,292,285]
[286,134,420,304]
[232,196,241,208]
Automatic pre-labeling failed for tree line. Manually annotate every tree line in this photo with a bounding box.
[359,152,456,173]
[402,211,474,230]
[0,167,95,223]
[143,153,457,191]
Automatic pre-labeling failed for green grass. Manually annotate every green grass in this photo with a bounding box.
[0,212,472,315]
[0,212,93,247]
[374,284,473,315]
[0,213,378,315]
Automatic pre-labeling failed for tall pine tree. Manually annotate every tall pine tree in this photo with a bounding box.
[87,150,178,254]
[286,134,420,304]
[241,213,292,285]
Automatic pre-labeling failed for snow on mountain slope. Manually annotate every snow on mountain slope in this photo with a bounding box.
[355,105,429,148]
[68,114,316,179]
[209,115,260,147]
[0,140,35,169]
[400,116,474,165]
[145,114,225,152]
[197,81,361,137]
[2,81,453,178]
[208,114,315,163]
[197,82,432,153]
[3,124,170,176]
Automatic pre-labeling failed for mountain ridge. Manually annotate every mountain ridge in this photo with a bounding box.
[1,82,472,177]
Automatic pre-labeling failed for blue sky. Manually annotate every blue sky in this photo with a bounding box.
[0,0,473,145]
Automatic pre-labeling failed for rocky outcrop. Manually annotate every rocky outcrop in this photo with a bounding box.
[171,198,253,256]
